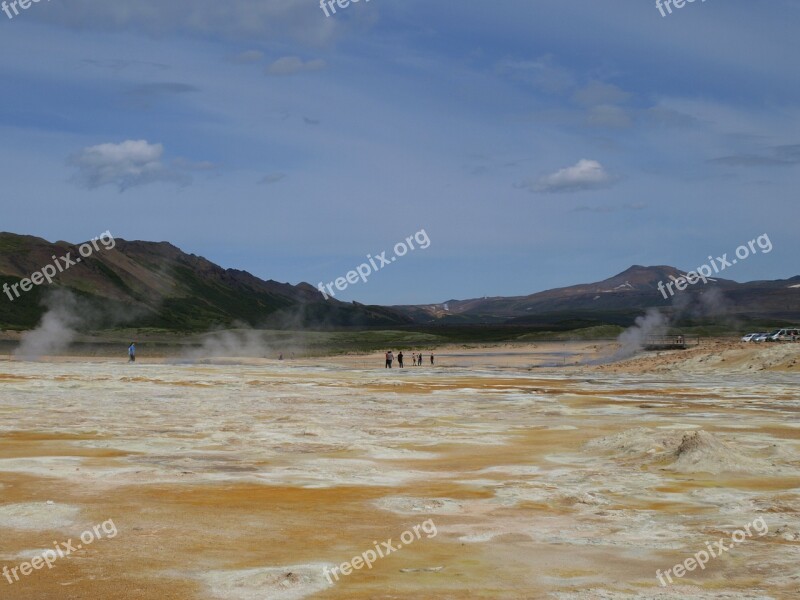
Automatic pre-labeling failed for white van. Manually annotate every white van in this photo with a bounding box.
[767,328,800,341]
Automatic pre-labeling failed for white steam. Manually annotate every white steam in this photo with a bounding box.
[14,290,85,360]
[180,327,307,362]
[613,308,670,360]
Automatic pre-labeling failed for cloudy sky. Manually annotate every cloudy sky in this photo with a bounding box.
[1,0,798,304]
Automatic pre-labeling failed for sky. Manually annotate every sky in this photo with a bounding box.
[1,0,798,304]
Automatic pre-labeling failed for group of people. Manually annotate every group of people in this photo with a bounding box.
[384,351,434,368]
[126,342,437,369]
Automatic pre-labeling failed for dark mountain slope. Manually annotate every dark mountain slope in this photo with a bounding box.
[0,233,412,330]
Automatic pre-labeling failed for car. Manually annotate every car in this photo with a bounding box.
[767,328,800,342]
[753,333,771,342]
[741,333,763,342]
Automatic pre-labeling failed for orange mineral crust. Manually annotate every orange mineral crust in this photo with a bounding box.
[0,349,798,599]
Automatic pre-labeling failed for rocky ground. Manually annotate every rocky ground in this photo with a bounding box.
[0,342,797,599]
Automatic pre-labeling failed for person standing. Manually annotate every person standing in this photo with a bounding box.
[430,353,435,366]
[385,351,390,368]
[398,351,404,368]
[388,350,394,368]
[128,342,136,363]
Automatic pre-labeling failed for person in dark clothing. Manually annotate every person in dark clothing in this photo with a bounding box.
[385,351,391,368]
[398,351,404,368]
[430,353,435,366]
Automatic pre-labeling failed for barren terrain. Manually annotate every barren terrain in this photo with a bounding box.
[0,341,798,599]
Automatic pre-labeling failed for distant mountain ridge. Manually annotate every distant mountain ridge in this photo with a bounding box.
[0,232,412,330]
[395,265,800,326]
[1,233,797,331]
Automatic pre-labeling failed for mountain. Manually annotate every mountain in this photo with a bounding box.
[2,234,797,332]
[0,233,412,331]
[395,265,800,327]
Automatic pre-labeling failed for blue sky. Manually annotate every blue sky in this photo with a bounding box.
[1,0,798,304]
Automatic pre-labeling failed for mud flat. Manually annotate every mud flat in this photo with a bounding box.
[0,345,798,599]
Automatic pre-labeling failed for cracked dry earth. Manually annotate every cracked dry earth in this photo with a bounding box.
[0,355,798,599]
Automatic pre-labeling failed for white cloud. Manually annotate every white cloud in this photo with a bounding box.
[68,140,203,192]
[522,159,617,194]
[266,56,326,76]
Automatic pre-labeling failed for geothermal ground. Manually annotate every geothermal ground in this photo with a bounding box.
[0,342,798,599]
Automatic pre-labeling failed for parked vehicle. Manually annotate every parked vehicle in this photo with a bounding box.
[753,333,771,342]
[767,328,800,342]
[741,333,765,342]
